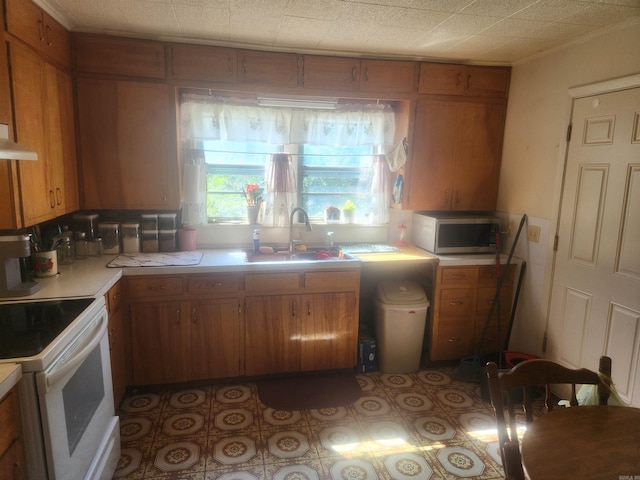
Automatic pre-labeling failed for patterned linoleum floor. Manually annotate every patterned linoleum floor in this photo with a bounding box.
[112,367,513,479]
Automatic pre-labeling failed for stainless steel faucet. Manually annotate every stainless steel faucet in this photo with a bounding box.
[289,207,312,252]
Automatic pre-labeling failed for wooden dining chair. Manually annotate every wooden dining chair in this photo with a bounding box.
[485,356,612,480]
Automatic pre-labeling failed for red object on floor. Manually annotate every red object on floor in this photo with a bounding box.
[504,350,539,368]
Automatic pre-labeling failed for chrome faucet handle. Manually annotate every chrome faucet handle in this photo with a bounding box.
[326,231,334,247]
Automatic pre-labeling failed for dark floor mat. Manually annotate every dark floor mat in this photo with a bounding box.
[257,371,361,410]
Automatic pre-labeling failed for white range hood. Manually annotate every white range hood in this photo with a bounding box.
[0,123,38,161]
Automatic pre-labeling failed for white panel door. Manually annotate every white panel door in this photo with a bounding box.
[547,87,640,406]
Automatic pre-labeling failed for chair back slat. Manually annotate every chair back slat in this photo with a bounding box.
[485,356,612,480]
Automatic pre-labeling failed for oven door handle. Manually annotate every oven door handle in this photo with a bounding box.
[42,312,108,392]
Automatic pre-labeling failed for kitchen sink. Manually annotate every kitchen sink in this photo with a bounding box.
[244,248,355,263]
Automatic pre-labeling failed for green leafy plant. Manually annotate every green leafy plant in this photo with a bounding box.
[343,200,356,211]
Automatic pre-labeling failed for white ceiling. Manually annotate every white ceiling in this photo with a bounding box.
[36,0,640,64]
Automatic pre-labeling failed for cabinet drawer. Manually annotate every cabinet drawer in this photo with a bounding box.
[305,271,358,291]
[106,281,122,314]
[440,267,476,286]
[0,389,20,458]
[245,273,300,292]
[476,287,512,316]
[477,265,512,286]
[127,276,184,298]
[188,274,242,295]
[438,288,474,317]
[432,318,473,360]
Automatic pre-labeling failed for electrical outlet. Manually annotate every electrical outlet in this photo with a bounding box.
[528,225,541,243]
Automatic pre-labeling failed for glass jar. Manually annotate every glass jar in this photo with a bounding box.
[158,213,176,231]
[98,222,120,254]
[121,222,141,253]
[141,230,159,253]
[57,235,75,265]
[74,232,89,259]
[140,214,158,231]
[159,230,176,252]
[72,213,99,240]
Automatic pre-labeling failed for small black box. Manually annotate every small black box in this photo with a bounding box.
[358,336,377,373]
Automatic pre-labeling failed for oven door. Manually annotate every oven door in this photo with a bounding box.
[35,308,120,480]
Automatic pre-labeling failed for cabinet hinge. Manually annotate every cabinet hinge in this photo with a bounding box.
[553,234,559,251]
[566,123,572,142]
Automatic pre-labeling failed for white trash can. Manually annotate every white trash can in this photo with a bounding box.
[373,280,430,373]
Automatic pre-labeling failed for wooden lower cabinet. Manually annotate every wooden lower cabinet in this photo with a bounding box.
[126,268,360,384]
[0,387,26,480]
[106,281,127,408]
[430,264,513,361]
[129,298,243,385]
[245,292,358,376]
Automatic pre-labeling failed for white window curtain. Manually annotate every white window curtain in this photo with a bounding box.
[370,154,391,224]
[264,153,296,227]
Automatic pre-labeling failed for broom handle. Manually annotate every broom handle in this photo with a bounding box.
[475,214,527,357]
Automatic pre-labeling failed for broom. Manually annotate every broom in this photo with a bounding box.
[454,214,527,382]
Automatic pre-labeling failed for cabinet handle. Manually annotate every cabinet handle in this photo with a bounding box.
[456,73,461,89]
[351,67,356,83]
[307,301,311,316]
[37,18,45,42]
[449,273,466,279]
[365,67,369,83]
[55,187,62,206]
[467,74,471,91]
[45,24,53,46]
[148,285,166,292]
[227,56,232,75]
[447,338,462,343]
[49,190,55,209]
[192,306,197,322]
[291,300,296,317]
[449,301,464,306]
[207,282,224,288]
[242,58,247,75]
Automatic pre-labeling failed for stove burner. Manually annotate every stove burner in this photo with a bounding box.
[0,298,94,359]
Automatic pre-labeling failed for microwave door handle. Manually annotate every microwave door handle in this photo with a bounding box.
[40,313,108,392]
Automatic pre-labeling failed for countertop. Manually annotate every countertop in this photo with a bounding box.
[1,245,517,302]
[0,363,21,401]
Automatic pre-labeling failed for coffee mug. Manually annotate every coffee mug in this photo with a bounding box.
[32,251,59,277]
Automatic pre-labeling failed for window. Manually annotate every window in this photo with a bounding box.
[179,94,395,224]
[300,144,376,220]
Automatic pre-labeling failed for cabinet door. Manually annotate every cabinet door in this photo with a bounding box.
[300,292,358,371]
[405,99,457,210]
[303,56,360,91]
[450,102,505,211]
[130,301,187,385]
[76,78,179,210]
[10,42,52,225]
[464,66,510,98]
[190,298,244,380]
[171,44,237,82]
[360,59,417,93]
[418,63,465,95]
[5,0,71,67]
[74,34,165,78]
[245,295,300,376]
[108,305,127,407]
[238,50,299,87]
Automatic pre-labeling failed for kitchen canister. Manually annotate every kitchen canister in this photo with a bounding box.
[140,213,158,231]
[72,213,99,240]
[32,251,58,277]
[158,213,177,231]
[178,228,196,251]
[121,222,141,253]
[159,230,176,252]
[141,230,159,253]
[98,222,121,254]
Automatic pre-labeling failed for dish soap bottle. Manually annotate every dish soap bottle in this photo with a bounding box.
[253,229,260,254]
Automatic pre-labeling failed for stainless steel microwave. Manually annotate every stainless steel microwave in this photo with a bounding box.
[412,212,500,254]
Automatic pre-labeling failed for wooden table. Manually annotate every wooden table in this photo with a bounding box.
[521,405,640,480]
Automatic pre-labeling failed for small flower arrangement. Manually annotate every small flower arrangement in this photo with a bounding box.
[325,205,341,223]
[243,184,264,206]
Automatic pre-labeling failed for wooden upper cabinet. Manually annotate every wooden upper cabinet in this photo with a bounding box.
[5,0,71,67]
[418,63,510,98]
[74,34,166,79]
[360,59,417,94]
[76,78,179,210]
[302,56,360,91]
[405,98,506,211]
[237,50,299,87]
[171,44,237,82]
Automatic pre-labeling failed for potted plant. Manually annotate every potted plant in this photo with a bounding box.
[325,205,340,223]
[342,200,356,223]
